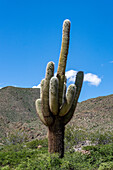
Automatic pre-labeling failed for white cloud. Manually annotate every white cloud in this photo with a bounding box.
[65,70,101,86]
[33,70,101,88]
[65,70,77,82]
[84,73,101,86]
[32,84,41,88]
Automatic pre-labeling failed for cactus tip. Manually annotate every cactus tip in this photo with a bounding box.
[63,19,71,28]
[48,61,55,66]
[64,19,71,23]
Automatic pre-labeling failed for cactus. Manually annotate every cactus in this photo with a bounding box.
[35,19,84,158]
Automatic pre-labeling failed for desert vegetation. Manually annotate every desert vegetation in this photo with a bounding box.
[0,126,113,169]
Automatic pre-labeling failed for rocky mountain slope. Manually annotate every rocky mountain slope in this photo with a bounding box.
[71,94,113,132]
[0,86,113,142]
[0,86,40,122]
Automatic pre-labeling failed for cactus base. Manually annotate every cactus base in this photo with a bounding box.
[48,117,65,158]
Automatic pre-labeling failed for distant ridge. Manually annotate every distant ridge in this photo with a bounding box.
[71,94,113,132]
[0,86,40,122]
[0,86,113,142]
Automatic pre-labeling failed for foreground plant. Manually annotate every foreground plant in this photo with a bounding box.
[35,19,84,158]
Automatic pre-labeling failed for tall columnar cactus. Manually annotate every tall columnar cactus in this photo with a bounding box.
[35,19,84,158]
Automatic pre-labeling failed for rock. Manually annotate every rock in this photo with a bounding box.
[37,145,42,149]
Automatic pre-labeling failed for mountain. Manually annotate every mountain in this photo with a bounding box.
[0,86,113,142]
[0,86,40,122]
[0,86,42,142]
[70,94,113,132]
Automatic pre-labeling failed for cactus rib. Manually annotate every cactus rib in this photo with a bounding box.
[42,62,54,125]
[35,99,47,126]
[49,77,59,115]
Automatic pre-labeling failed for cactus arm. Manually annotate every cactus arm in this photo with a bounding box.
[63,71,84,125]
[35,99,48,126]
[57,19,71,75]
[49,77,59,115]
[57,19,71,106]
[59,84,76,116]
[42,62,55,125]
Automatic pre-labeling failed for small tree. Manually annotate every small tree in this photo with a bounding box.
[35,19,84,158]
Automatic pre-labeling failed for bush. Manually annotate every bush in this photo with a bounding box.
[88,131,113,145]
[64,125,87,151]
[1,126,113,169]
[0,141,113,169]
[4,129,28,145]
[26,138,48,149]
[98,162,113,170]
[1,143,24,152]
[1,165,10,170]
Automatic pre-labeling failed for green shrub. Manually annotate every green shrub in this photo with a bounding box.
[26,138,48,149]
[1,143,24,152]
[98,162,113,170]
[4,129,28,145]
[1,128,113,170]
[1,165,10,170]
[88,131,113,145]
[64,125,87,151]
[0,143,113,169]
[83,143,113,166]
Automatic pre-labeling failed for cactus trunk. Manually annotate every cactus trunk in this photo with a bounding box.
[48,117,65,158]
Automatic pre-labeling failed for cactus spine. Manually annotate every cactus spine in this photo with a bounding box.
[35,19,84,158]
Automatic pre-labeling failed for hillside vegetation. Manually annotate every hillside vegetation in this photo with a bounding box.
[0,133,113,169]
[0,86,113,142]
[0,86,113,169]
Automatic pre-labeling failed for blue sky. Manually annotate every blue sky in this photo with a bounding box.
[0,0,113,101]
